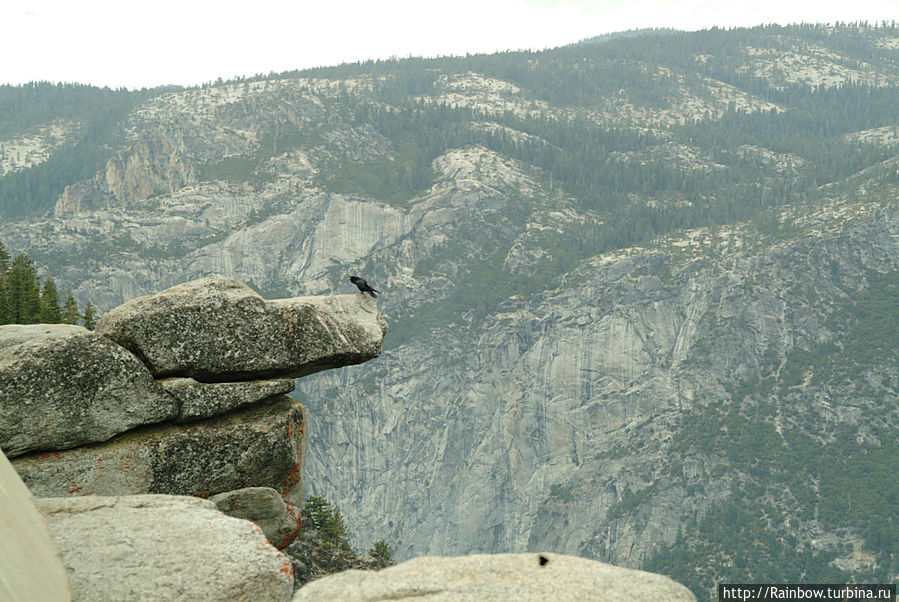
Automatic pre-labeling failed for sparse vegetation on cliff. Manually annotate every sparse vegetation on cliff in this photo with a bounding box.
[285,496,394,589]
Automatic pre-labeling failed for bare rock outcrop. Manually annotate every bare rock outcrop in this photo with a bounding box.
[95,276,388,381]
[292,552,696,601]
[5,276,387,554]
[0,274,396,596]
[37,494,294,602]
[0,324,176,457]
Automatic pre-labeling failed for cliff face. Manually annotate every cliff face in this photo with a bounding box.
[2,24,899,597]
[295,199,899,568]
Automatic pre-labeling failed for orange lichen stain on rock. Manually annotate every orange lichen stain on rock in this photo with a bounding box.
[284,501,301,521]
[280,527,301,549]
[278,501,303,548]
[279,463,301,495]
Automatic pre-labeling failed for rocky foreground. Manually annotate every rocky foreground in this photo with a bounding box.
[0,276,693,600]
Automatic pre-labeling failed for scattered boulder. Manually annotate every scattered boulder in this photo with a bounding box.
[12,396,307,547]
[211,486,300,549]
[36,494,294,602]
[291,553,697,601]
[95,276,387,381]
[159,377,295,422]
[0,324,177,458]
[0,449,72,602]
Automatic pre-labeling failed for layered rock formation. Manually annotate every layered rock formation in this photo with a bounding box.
[1,276,388,599]
[6,277,386,547]
[0,274,698,601]
[13,396,306,511]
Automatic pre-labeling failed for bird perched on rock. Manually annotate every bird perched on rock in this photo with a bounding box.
[349,276,379,298]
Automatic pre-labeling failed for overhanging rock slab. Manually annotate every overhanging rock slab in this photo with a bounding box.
[95,276,387,381]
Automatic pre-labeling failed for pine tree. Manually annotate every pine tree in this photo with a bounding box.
[63,289,80,324]
[304,496,329,524]
[305,496,352,550]
[326,507,352,551]
[0,241,94,326]
[0,240,9,324]
[0,240,10,276]
[7,254,41,324]
[81,302,97,330]
[0,281,7,324]
[368,540,394,565]
[39,278,62,323]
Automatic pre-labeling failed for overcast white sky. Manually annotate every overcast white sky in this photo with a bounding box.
[0,0,896,89]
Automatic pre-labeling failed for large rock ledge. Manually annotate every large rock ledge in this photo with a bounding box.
[0,324,176,457]
[292,553,697,601]
[12,396,307,520]
[37,495,294,602]
[96,276,388,381]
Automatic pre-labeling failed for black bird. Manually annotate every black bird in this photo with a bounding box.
[349,276,379,298]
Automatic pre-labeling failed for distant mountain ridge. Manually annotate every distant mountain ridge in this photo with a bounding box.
[578,28,680,45]
[1,23,898,599]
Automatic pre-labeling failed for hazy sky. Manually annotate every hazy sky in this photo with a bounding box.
[0,0,896,89]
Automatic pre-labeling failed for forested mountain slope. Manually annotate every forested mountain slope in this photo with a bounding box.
[2,23,898,598]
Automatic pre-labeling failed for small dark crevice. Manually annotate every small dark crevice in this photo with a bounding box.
[538,554,549,566]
